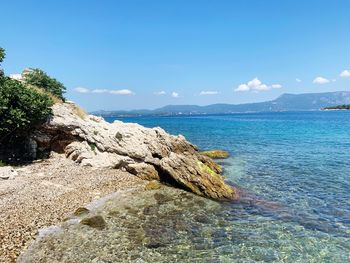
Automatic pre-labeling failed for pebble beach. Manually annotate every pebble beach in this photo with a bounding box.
[0,154,143,262]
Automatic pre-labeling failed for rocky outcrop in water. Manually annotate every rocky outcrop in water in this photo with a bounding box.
[201,150,230,159]
[30,102,237,200]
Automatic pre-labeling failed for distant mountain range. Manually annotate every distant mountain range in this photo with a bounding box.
[92,91,350,117]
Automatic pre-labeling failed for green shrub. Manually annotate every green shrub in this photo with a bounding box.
[0,47,5,76]
[0,47,4,63]
[23,68,66,100]
[0,47,65,163]
[88,142,97,153]
[324,104,350,110]
[0,76,53,139]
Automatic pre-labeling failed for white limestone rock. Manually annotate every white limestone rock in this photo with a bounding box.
[31,103,237,200]
[0,166,18,180]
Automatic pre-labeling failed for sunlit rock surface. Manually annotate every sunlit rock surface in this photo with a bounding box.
[31,102,237,200]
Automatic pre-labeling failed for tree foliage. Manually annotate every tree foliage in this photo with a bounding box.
[0,48,5,76]
[324,104,350,110]
[0,48,4,63]
[0,48,54,143]
[23,68,66,100]
[0,77,53,139]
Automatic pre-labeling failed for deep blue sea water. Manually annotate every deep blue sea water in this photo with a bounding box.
[23,111,350,262]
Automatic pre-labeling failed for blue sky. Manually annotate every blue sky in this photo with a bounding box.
[1,0,350,111]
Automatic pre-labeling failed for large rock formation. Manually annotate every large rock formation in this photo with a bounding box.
[30,102,237,200]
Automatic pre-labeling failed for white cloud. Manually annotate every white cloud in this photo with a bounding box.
[199,91,219,95]
[296,78,302,82]
[235,84,250,92]
[92,89,109,93]
[235,78,282,92]
[110,89,134,95]
[74,87,90,93]
[74,87,134,95]
[271,84,282,89]
[154,91,166,95]
[340,69,350,78]
[313,76,330,84]
[247,78,262,89]
[171,92,179,98]
[254,84,269,91]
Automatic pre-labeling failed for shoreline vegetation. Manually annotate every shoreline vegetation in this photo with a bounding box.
[0,48,236,262]
[322,104,350,110]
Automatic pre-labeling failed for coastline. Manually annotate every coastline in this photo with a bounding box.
[0,154,143,263]
[1,110,349,262]
[322,108,350,111]
[0,101,237,262]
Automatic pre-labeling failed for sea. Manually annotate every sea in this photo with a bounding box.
[21,111,350,262]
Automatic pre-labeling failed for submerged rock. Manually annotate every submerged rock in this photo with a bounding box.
[107,210,120,217]
[144,239,166,249]
[194,214,211,224]
[30,102,238,200]
[201,150,230,159]
[153,192,173,205]
[80,215,106,230]
[143,205,158,216]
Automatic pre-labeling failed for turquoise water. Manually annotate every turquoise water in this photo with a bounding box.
[110,111,350,261]
[22,111,350,262]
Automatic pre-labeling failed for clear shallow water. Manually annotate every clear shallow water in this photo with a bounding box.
[23,111,350,262]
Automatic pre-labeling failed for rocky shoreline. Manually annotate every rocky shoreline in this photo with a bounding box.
[0,102,237,262]
[29,102,237,201]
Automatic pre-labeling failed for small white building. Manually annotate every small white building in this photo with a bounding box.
[9,73,23,81]
[9,68,32,81]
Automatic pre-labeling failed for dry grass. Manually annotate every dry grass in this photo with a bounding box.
[26,82,87,119]
[72,104,88,119]
[27,84,63,104]
[25,83,89,120]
